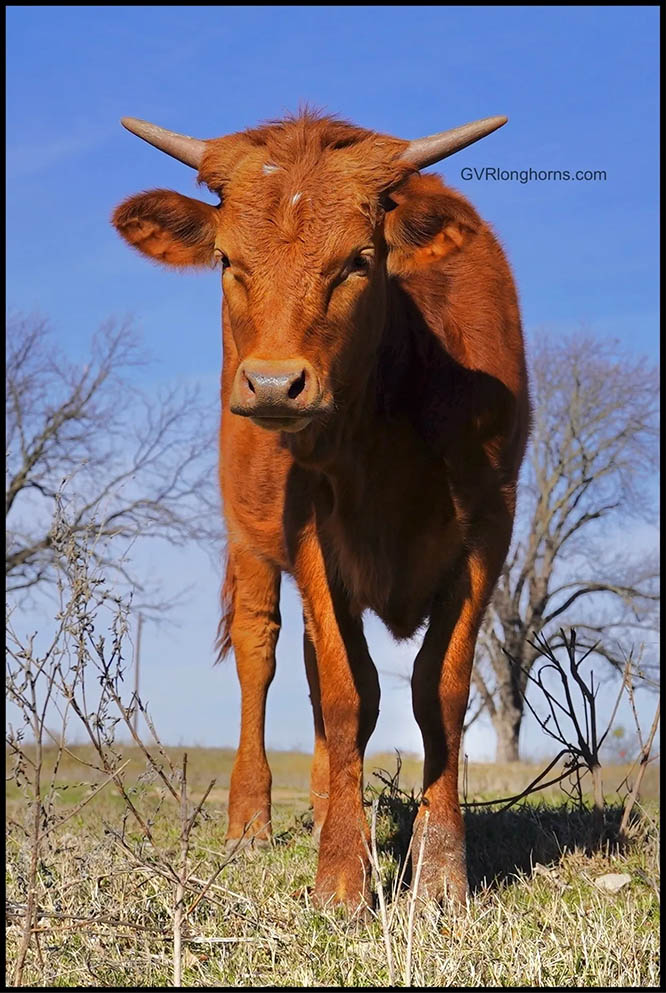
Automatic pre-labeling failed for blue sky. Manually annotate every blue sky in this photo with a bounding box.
[6,6,659,760]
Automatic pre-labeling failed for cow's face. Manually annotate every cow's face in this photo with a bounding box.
[212,143,415,433]
[114,126,408,434]
[113,115,502,434]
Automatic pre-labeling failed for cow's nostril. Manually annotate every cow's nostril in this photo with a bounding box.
[245,374,256,394]
[288,369,307,400]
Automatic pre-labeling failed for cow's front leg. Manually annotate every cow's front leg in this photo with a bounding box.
[411,533,510,904]
[225,547,281,848]
[296,536,379,910]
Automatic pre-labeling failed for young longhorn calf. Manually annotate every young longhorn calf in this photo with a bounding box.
[113,111,529,909]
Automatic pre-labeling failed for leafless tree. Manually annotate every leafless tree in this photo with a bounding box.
[6,313,221,612]
[474,332,659,761]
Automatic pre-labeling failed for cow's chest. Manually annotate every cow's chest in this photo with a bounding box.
[321,424,463,639]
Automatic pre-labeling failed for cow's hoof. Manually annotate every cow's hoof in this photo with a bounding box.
[312,889,372,921]
[224,835,272,855]
[312,871,373,918]
[409,818,469,907]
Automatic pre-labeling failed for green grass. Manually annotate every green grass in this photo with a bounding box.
[6,749,660,987]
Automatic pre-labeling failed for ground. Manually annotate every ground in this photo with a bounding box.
[5,748,660,987]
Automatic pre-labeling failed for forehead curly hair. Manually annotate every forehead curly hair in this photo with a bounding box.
[197,110,413,207]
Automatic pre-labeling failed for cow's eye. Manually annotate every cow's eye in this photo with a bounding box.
[214,248,231,271]
[345,251,373,278]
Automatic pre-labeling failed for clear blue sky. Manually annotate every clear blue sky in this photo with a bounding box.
[6,6,659,759]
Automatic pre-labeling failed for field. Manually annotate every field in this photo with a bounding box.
[6,748,660,987]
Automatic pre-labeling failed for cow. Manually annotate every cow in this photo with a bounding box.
[113,110,529,910]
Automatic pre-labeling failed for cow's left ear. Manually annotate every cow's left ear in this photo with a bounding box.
[112,189,219,267]
[384,174,480,276]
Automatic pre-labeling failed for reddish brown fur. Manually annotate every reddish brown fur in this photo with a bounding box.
[113,112,529,909]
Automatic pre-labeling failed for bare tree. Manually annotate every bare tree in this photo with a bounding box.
[6,313,221,611]
[474,332,659,761]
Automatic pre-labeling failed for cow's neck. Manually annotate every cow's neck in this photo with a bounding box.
[285,278,434,473]
[284,369,379,471]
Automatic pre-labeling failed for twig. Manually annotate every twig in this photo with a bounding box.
[42,759,131,836]
[619,701,660,837]
[6,906,168,935]
[173,753,188,988]
[66,694,156,843]
[463,751,583,812]
[362,800,395,986]
[388,830,415,931]
[405,810,429,987]
[12,657,44,988]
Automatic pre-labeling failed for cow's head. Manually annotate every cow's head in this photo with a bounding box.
[113,112,505,434]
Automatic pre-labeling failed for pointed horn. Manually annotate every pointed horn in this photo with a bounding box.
[120,117,207,170]
[401,115,508,170]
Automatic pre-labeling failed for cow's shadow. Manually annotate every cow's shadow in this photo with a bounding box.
[464,802,624,892]
[367,787,625,895]
[274,781,628,899]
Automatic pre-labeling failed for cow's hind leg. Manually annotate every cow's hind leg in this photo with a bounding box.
[303,627,329,843]
[225,547,281,849]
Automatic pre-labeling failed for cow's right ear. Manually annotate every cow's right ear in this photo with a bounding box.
[112,189,219,267]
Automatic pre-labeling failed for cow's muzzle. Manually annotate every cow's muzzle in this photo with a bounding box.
[230,358,324,431]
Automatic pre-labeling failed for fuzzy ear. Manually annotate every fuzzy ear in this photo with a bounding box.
[112,189,219,267]
[384,174,480,276]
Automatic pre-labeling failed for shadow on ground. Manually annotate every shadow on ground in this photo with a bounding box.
[273,764,630,897]
[355,760,629,894]
[372,795,626,893]
[464,803,624,891]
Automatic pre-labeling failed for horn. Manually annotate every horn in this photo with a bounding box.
[401,116,508,170]
[120,117,206,170]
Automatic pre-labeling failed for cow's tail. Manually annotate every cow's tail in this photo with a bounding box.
[214,553,236,664]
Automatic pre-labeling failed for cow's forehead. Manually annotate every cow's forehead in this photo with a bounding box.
[198,115,409,262]
[220,157,379,262]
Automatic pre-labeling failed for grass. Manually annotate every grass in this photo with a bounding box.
[5,749,660,987]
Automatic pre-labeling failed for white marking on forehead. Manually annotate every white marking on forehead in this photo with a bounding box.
[262,162,279,175]
[291,192,302,205]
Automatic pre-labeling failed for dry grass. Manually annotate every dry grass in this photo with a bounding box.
[5,750,660,988]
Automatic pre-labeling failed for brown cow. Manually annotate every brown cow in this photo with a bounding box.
[113,111,529,910]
